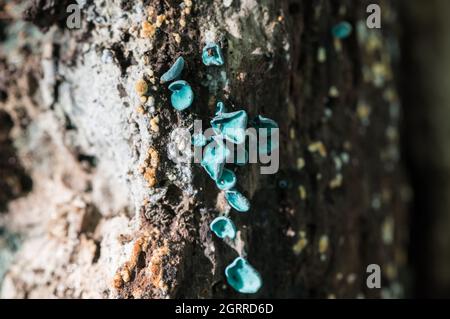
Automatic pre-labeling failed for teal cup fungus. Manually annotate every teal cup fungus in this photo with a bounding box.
[210,216,237,239]
[253,115,279,155]
[211,110,248,144]
[202,43,225,66]
[168,80,194,111]
[225,189,250,212]
[201,138,230,180]
[216,168,237,191]
[225,257,262,294]
[160,56,185,83]
[332,21,353,39]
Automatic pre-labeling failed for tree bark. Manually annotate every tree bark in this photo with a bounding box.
[0,0,408,298]
[400,0,450,298]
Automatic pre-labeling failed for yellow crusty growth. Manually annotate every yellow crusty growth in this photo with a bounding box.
[142,147,159,187]
[135,78,148,96]
[140,21,156,38]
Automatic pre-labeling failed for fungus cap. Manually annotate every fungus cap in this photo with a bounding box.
[211,110,248,144]
[216,168,237,191]
[168,80,194,111]
[202,43,225,66]
[253,115,279,154]
[201,138,230,180]
[161,56,185,83]
[225,189,250,212]
[332,22,353,39]
[225,257,262,294]
[210,216,237,239]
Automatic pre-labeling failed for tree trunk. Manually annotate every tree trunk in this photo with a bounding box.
[0,0,408,298]
[400,0,450,298]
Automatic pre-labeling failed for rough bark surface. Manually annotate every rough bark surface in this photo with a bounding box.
[0,0,409,298]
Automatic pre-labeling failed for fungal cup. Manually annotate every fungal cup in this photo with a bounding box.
[225,189,250,212]
[168,80,194,111]
[210,216,237,239]
[225,257,262,294]
[161,56,185,83]
[202,43,225,66]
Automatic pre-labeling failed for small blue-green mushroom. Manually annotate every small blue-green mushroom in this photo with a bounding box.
[201,139,230,180]
[161,56,185,83]
[168,80,194,111]
[192,133,207,147]
[210,216,237,239]
[202,43,225,66]
[254,115,279,154]
[225,189,250,212]
[211,110,248,144]
[216,168,236,191]
[332,21,353,39]
[225,257,262,294]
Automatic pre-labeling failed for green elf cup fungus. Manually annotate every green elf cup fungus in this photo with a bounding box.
[210,216,237,239]
[211,110,248,144]
[216,168,237,191]
[225,189,250,212]
[161,56,185,83]
[215,101,226,115]
[202,43,225,66]
[168,80,194,111]
[225,257,262,294]
[192,133,207,147]
[332,21,353,39]
[201,138,230,180]
[254,115,279,154]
